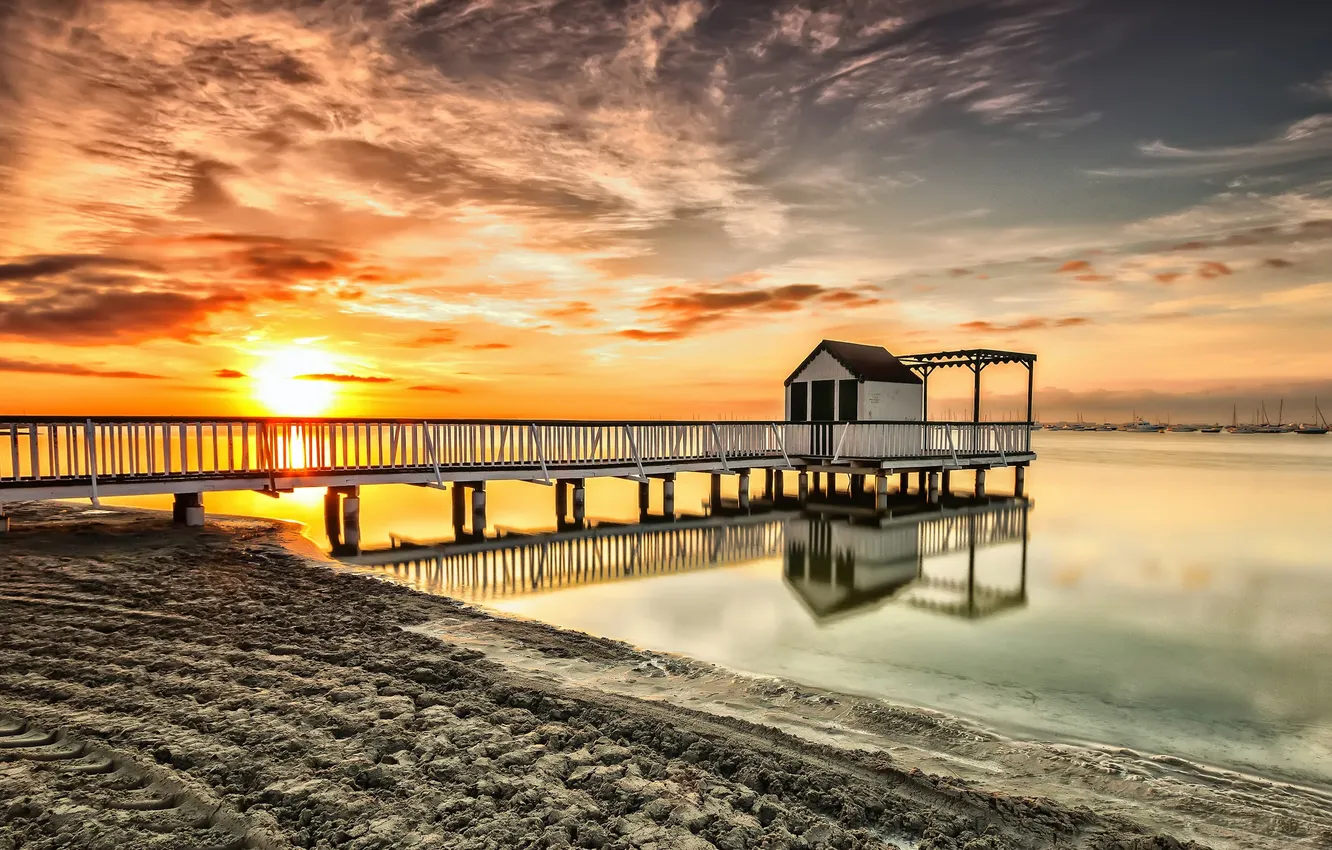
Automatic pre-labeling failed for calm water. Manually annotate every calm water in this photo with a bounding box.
[102,432,1332,789]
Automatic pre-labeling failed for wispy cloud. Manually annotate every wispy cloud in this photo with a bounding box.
[294,373,391,384]
[1092,115,1332,178]
[0,357,163,379]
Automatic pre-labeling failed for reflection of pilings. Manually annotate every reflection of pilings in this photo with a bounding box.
[354,517,787,601]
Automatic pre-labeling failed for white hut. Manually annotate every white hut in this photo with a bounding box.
[784,340,923,422]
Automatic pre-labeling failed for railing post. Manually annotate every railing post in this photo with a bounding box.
[84,420,100,506]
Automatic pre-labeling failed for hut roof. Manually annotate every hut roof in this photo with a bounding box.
[784,340,923,386]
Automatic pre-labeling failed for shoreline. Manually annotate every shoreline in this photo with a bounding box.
[0,502,1321,849]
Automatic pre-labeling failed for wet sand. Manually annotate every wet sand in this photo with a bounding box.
[0,502,1286,849]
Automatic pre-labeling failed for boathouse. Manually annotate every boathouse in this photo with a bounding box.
[784,340,923,422]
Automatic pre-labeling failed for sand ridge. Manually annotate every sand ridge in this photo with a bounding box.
[2,503,1200,849]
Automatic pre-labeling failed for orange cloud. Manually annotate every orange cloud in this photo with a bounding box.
[1263,258,1294,268]
[409,384,462,393]
[1154,272,1183,284]
[468,342,512,350]
[1075,273,1111,282]
[294,373,392,384]
[1196,261,1232,279]
[214,368,247,379]
[1170,241,1207,251]
[0,357,163,379]
[948,268,971,277]
[1057,260,1091,273]
[624,282,879,340]
[958,316,1091,333]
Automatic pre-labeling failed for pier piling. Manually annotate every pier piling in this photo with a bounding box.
[942,469,952,496]
[470,482,487,535]
[572,479,586,523]
[709,474,722,510]
[798,471,809,502]
[1014,465,1026,497]
[342,489,361,552]
[975,468,988,498]
[875,475,888,511]
[661,476,675,517]
[899,472,909,494]
[928,471,940,504]
[638,480,650,516]
[738,470,751,510]
[451,484,466,533]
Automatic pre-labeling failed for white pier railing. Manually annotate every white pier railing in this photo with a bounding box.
[0,418,1033,501]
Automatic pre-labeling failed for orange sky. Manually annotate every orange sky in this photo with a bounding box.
[3,1,1332,422]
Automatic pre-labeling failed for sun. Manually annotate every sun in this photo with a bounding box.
[251,346,339,416]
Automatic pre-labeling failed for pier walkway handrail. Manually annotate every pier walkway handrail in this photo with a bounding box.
[0,417,1032,500]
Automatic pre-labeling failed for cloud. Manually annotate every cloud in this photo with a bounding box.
[1297,72,1332,100]
[403,328,460,348]
[1074,273,1111,282]
[1263,258,1294,268]
[0,290,249,344]
[1155,272,1183,284]
[1092,114,1332,177]
[467,343,512,350]
[1170,241,1207,251]
[622,282,881,340]
[214,368,247,378]
[958,316,1091,333]
[294,373,392,384]
[0,254,156,282]
[948,268,972,277]
[542,301,599,327]
[1057,260,1092,273]
[409,384,462,393]
[0,357,163,379]
[1196,261,1232,279]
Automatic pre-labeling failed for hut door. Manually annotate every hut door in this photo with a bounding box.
[811,380,836,455]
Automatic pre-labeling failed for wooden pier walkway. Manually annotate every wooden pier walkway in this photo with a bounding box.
[0,417,1034,537]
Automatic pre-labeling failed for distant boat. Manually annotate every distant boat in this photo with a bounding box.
[1167,424,1197,432]
[1125,418,1165,432]
[1098,424,1117,431]
[1295,397,1330,434]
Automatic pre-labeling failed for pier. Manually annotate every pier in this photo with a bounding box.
[0,346,1037,543]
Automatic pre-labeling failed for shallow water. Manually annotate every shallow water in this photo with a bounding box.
[100,431,1332,790]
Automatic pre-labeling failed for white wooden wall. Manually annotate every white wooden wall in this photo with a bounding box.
[862,381,923,421]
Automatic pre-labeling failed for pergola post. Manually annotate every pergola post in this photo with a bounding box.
[972,361,982,424]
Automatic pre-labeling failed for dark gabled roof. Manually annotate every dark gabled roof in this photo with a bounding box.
[784,340,923,386]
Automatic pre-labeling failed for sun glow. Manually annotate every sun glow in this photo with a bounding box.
[252,347,339,416]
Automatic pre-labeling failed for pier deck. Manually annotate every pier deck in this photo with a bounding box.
[0,417,1033,503]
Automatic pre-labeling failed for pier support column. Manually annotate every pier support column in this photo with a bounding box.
[470,483,487,536]
[850,474,864,499]
[555,480,569,522]
[638,480,650,516]
[1014,465,1026,497]
[451,484,466,534]
[898,472,909,494]
[661,477,675,518]
[812,471,821,496]
[763,468,774,500]
[175,492,204,527]
[0,507,10,532]
[341,488,361,553]
[323,489,341,544]
[975,468,988,498]
[709,474,722,510]
[942,469,952,497]
[798,471,809,503]
[773,469,784,500]
[738,470,751,510]
[928,472,940,504]
[875,475,888,511]
[572,479,586,523]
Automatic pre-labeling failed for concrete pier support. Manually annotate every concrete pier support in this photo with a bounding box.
[773,469,784,499]
[927,471,940,503]
[661,477,675,517]
[798,471,809,502]
[451,484,466,533]
[875,475,888,511]
[638,480,650,516]
[738,470,751,510]
[812,471,821,495]
[572,479,586,522]
[174,492,204,527]
[1014,465,1026,497]
[470,482,487,535]
[763,468,774,500]
[555,480,569,521]
[342,488,361,552]
[917,471,927,497]
[975,468,988,497]
[850,474,864,497]
[709,474,722,509]
[898,472,909,493]
[323,489,341,543]
[942,469,952,496]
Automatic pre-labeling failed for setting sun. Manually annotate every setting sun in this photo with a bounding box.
[252,347,339,416]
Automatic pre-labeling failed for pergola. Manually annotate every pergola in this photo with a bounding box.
[899,349,1037,424]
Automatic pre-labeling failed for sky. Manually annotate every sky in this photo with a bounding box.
[2,0,1331,422]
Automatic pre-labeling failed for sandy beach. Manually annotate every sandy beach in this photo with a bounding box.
[0,503,1308,850]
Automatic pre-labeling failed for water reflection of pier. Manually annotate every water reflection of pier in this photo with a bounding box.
[784,500,1029,622]
[343,515,785,601]
[342,497,1030,623]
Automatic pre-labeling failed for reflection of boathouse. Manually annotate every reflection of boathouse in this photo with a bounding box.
[784,500,1029,622]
